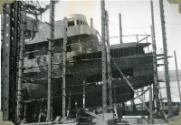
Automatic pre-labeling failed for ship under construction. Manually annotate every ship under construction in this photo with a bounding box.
[1,0,181,125]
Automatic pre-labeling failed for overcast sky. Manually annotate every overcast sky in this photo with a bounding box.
[38,0,181,71]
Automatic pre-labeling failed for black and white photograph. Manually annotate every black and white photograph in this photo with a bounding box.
[0,0,181,124]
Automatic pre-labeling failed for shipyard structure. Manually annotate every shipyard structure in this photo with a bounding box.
[1,0,180,125]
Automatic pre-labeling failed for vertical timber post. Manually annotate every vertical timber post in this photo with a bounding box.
[101,0,107,114]
[105,11,113,109]
[2,2,22,122]
[68,91,71,113]
[174,51,181,107]
[150,0,160,112]
[141,88,144,110]
[119,13,123,44]
[83,80,86,109]
[2,3,11,120]
[149,85,153,123]
[136,34,139,42]
[62,17,67,118]
[159,0,172,117]
[16,3,25,122]
[47,0,55,121]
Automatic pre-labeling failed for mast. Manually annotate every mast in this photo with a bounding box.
[119,13,123,44]
[159,0,172,117]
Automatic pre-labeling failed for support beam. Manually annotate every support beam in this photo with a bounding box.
[113,62,153,114]
[149,85,153,124]
[62,17,67,118]
[150,0,160,112]
[105,11,113,108]
[68,91,71,113]
[16,3,25,122]
[1,3,11,120]
[141,88,145,110]
[174,51,181,107]
[119,13,123,44]
[101,0,107,114]
[47,0,55,121]
[136,34,139,42]
[137,35,150,43]
[159,0,173,117]
[83,80,86,109]
[2,2,22,122]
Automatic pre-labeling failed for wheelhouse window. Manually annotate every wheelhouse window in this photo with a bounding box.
[68,21,75,27]
[77,20,81,25]
[76,20,87,25]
